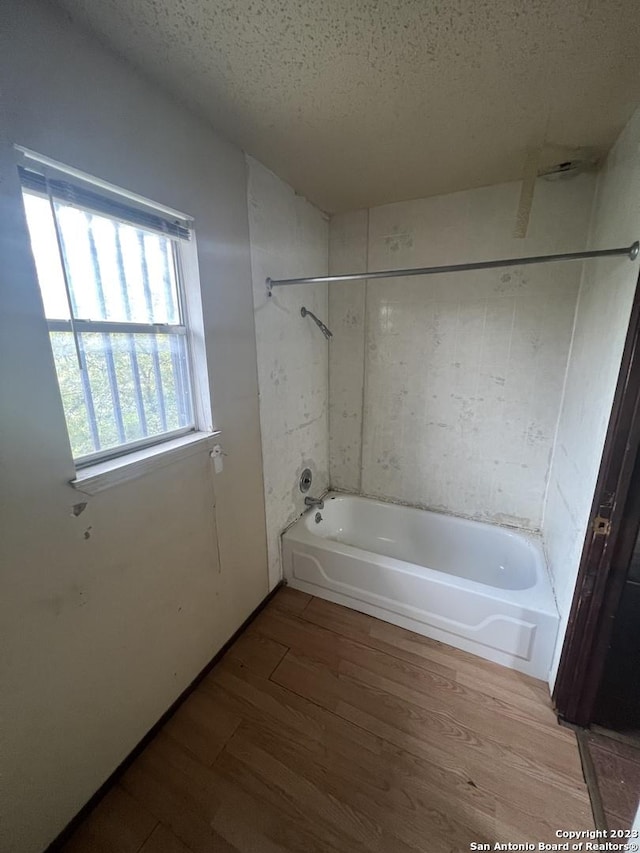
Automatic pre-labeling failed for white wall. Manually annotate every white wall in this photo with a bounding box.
[329,176,595,530]
[544,107,640,685]
[0,2,269,851]
[247,158,330,589]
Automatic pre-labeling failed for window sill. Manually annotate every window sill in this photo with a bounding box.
[71,431,221,495]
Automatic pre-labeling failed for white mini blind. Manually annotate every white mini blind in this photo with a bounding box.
[18,166,192,241]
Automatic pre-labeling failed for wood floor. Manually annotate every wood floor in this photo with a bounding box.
[581,729,640,829]
[62,588,593,853]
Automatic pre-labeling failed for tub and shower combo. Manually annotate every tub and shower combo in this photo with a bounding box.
[282,494,558,680]
[272,242,640,682]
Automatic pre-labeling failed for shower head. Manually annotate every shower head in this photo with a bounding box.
[301,306,333,340]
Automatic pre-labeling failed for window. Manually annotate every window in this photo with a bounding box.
[20,165,198,467]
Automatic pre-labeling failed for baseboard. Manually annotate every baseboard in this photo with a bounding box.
[44,580,285,852]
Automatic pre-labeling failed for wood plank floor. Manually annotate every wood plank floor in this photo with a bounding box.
[62,588,593,853]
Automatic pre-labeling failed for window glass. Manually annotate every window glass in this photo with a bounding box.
[22,181,195,463]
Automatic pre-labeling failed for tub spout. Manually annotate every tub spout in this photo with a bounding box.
[304,495,324,510]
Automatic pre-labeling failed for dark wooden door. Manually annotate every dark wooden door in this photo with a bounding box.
[554,270,640,727]
[592,456,640,735]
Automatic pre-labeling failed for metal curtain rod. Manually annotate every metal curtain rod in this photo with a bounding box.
[266,241,640,294]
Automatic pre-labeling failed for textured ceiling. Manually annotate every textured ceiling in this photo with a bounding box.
[56,0,640,212]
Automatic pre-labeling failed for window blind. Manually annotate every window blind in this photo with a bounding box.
[18,166,191,241]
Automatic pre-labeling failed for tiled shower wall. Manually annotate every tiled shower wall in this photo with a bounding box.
[329,175,595,530]
[247,157,329,589]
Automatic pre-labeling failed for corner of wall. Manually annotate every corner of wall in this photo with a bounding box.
[247,156,330,589]
[328,209,368,493]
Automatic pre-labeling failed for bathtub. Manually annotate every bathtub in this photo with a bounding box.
[282,493,559,679]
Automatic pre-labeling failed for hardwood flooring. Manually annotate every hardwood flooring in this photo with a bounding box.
[62,588,593,853]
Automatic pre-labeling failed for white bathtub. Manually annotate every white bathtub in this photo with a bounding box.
[282,493,559,679]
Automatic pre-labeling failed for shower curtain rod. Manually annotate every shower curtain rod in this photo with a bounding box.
[266,241,640,295]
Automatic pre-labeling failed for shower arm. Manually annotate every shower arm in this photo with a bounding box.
[301,306,333,339]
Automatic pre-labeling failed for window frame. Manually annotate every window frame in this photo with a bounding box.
[17,150,213,471]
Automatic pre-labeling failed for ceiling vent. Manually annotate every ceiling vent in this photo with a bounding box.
[539,158,599,180]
